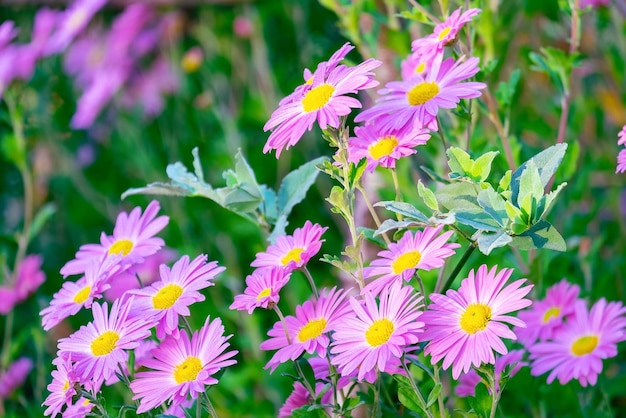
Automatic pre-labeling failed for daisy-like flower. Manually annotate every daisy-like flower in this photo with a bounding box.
[130,254,225,339]
[515,279,580,348]
[60,200,169,277]
[260,287,350,372]
[279,382,311,418]
[229,267,291,314]
[263,43,381,157]
[130,316,238,414]
[43,356,78,417]
[251,221,328,273]
[616,149,626,174]
[45,0,107,55]
[529,298,626,386]
[41,259,120,331]
[618,125,626,146]
[400,51,432,81]
[421,264,533,379]
[411,8,481,57]
[331,282,424,381]
[62,397,94,418]
[355,55,486,131]
[455,349,527,397]
[347,123,430,172]
[363,225,459,296]
[57,298,154,391]
[279,42,355,106]
[0,357,33,397]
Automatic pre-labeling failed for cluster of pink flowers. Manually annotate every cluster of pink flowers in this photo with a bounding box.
[616,125,626,173]
[514,279,626,386]
[40,200,237,417]
[1,0,182,130]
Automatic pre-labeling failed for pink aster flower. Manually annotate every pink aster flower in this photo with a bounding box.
[348,123,430,172]
[279,42,355,106]
[330,282,424,381]
[617,149,626,174]
[363,225,460,296]
[130,316,238,414]
[229,267,291,314]
[14,254,46,300]
[421,264,533,379]
[260,287,350,372]
[618,125,626,146]
[41,259,119,331]
[263,43,381,157]
[60,200,169,277]
[45,0,107,55]
[279,382,311,417]
[251,221,328,273]
[43,356,78,417]
[62,397,94,418]
[57,297,154,391]
[129,254,225,340]
[355,55,486,131]
[455,349,527,397]
[0,357,33,397]
[515,279,580,348]
[529,298,626,387]
[411,8,481,57]
[400,51,432,81]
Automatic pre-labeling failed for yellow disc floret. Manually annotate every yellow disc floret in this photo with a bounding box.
[302,84,335,112]
[152,284,184,310]
[90,331,120,356]
[365,318,395,347]
[407,82,439,106]
[460,304,492,334]
[173,356,203,384]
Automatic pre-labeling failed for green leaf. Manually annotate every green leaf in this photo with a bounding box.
[510,220,566,251]
[397,386,427,415]
[495,69,521,108]
[27,203,56,242]
[510,144,567,204]
[291,406,327,418]
[418,180,439,211]
[0,132,26,168]
[259,185,278,223]
[374,201,430,222]
[277,156,327,217]
[447,147,473,177]
[476,230,513,255]
[477,187,508,227]
[296,357,316,394]
[191,147,205,181]
[437,183,502,231]
[471,151,499,182]
[121,181,194,199]
[541,182,567,219]
[358,227,387,248]
[516,160,544,210]
[467,382,491,418]
[426,383,442,408]
[374,219,427,236]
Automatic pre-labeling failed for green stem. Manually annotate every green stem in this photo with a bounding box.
[488,370,501,418]
[433,365,446,418]
[372,369,381,418]
[400,357,434,418]
[436,115,448,151]
[272,305,291,344]
[440,244,476,293]
[356,184,391,246]
[390,168,402,215]
[301,266,319,299]
[203,391,218,418]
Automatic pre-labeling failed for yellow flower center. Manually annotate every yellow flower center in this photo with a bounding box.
[281,247,304,266]
[302,84,335,112]
[152,284,184,310]
[571,335,599,356]
[542,307,561,323]
[437,26,452,41]
[108,239,134,256]
[415,62,426,74]
[391,251,422,275]
[82,399,90,406]
[173,356,203,384]
[368,136,399,160]
[73,286,92,304]
[90,331,120,356]
[257,287,272,301]
[460,304,492,334]
[365,318,395,347]
[62,380,70,392]
[297,318,328,342]
[305,77,314,85]
[407,82,440,106]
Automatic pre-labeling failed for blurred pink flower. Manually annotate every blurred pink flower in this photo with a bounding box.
[45,0,107,55]
[0,357,33,397]
[580,0,610,7]
[0,254,46,314]
[617,149,626,174]
[233,15,253,38]
[455,349,527,397]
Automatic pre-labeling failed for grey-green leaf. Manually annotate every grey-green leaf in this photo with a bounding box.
[277,156,327,218]
[510,143,568,203]
[476,230,513,255]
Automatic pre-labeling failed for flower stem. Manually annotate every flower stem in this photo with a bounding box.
[433,365,446,418]
[301,266,319,299]
[401,357,434,418]
[356,184,391,246]
[390,168,402,214]
[203,391,218,418]
[440,243,476,293]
